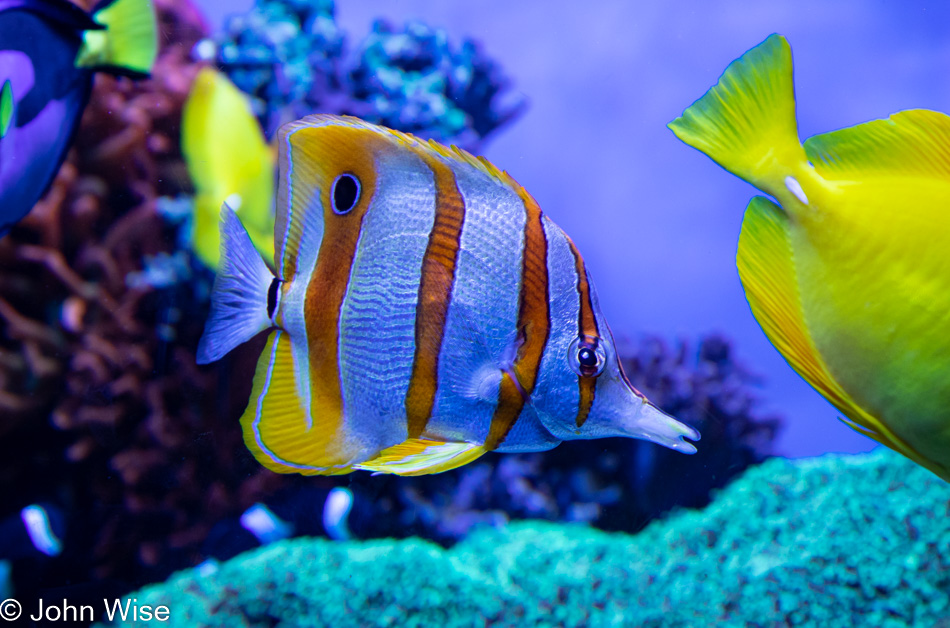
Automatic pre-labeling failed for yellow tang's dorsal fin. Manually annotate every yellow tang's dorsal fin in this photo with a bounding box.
[354,439,487,476]
[737,195,946,476]
[804,109,950,180]
[241,330,354,476]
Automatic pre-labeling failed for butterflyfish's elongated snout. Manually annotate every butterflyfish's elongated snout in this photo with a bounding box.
[620,401,700,454]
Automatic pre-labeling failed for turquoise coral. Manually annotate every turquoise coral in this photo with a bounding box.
[103,448,950,626]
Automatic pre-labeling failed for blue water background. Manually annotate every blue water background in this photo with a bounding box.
[196,0,950,459]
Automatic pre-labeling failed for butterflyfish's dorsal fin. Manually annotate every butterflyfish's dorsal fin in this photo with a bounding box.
[804,109,950,180]
[668,34,806,198]
[273,116,529,281]
[354,439,487,476]
[76,0,157,76]
[738,196,941,474]
[241,330,355,476]
[0,80,13,138]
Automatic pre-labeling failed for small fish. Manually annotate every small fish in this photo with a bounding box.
[670,34,950,481]
[181,67,275,269]
[0,0,157,234]
[197,114,699,476]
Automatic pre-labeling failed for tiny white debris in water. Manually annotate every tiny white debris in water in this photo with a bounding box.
[785,175,809,205]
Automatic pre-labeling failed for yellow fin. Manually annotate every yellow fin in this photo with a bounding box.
[241,330,353,476]
[0,80,12,138]
[182,68,275,268]
[77,0,157,75]
[354,439,487,476]
[668,34,806,197]
[804,109,950,179]
[738,196,944,475]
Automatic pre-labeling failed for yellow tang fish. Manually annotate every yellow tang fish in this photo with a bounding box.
[197,114,699,476]
[181,67,275,268]
[669,34,950,481]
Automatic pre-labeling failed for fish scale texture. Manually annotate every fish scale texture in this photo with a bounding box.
[102,448,950,627]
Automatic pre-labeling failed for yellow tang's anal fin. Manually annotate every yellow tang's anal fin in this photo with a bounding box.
[355,439,487,476]
[77,0,157,75]
[738,196,941,473]
[0,80,13,138]
[804,109,950,180]
[241,330,354,476]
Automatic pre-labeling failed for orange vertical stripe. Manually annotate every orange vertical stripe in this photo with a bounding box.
[405,157,466,438]
[568,238,599,429]
[297,125,381,464]
[485,191,550,451]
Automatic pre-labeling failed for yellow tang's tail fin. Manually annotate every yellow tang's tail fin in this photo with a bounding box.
[76,0,158,75]
[668,34,806,198]
[0,80,13,138]
[182,68,275,269]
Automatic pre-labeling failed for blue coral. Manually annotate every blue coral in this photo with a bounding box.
[102,449,950,627]
[211,0,524,148]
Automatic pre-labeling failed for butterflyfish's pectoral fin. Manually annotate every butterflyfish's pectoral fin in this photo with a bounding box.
[76,0,157,76]
[354,439,487,476]
[241,330,355,476]
[738,196,943,475]
[668,34,807,198]
[804,109,950,180]
[0,80,13,138]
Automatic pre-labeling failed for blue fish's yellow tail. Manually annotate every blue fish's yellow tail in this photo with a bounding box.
[668,34,807,200]
[76,0,157,76]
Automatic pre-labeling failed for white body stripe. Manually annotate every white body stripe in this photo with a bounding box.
[530,216,582,430]
[338,149,436,452]
[424,163,526,443]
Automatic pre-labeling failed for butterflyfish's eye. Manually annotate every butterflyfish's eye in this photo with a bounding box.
[331,173,361,214]
[568,335,606,378]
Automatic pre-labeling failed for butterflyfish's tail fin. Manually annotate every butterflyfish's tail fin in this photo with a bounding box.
[737,196,948,479]
[355,439,487,476]
[197,206,276,364]
[182,67,276,269]
[0,80,13,138]
[76,0,157,76]
[668,34,807,199]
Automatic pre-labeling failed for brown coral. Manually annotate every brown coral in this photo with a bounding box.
[0,0,305,585]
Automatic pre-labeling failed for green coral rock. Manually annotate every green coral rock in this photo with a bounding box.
[103,449,950,627]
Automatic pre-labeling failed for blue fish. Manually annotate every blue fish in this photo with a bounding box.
[0,0,156,234]
[197,115,700,476]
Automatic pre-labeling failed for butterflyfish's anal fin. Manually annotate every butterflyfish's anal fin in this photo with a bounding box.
[197,206,275,364]
[242,330,355,476]
[76,0,157,76]
[354,439,487,476]
[804,109,950,180]
[0,80,13,138]
[738,196,944,477]
[668,34,807,199]
[182,67,275,269]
